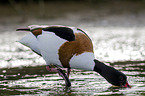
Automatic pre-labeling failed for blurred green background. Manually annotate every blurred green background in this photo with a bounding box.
[0,0,145,27]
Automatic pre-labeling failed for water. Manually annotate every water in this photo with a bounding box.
[0,25,145,95]
[0,65,145,95]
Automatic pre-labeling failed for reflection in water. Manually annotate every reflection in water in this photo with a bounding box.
[0,63,145,95]
[0,27,145,95]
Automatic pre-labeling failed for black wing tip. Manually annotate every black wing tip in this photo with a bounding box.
[16,28,30,31]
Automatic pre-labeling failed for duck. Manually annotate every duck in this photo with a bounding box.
[16,25,131,88]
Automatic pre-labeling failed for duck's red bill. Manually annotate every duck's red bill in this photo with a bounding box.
[122,82,131,88]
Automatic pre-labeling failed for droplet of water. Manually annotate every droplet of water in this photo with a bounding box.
[2,70,6,73]
[17,73,20,75]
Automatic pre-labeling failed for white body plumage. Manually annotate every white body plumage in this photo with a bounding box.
[18,25,95,71]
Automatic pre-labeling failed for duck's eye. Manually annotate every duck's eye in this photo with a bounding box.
[119,76,127,85]
[119,76,124,81]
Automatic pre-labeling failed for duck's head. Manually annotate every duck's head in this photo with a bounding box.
[94,59,131,88]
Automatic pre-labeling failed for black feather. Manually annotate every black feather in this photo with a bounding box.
[94,59,127,86]
[43,27,75,41]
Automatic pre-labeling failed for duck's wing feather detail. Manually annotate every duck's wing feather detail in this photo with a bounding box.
[18,33,41,56]
[43,26,75,41]
[77,28,92,41]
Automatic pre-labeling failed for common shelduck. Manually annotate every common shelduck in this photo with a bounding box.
[16,25,130,88]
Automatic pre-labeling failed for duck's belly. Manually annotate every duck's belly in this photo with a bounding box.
[38,32,66,67]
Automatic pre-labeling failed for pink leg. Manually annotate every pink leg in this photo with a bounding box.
[46,65,71,87]
[46,66,59,73]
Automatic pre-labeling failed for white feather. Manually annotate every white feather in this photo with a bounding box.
[69,52,95,71]
[18,25,95,70]
[28,25,49,30]
[37,31,67,66]
[18,33,41,55]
